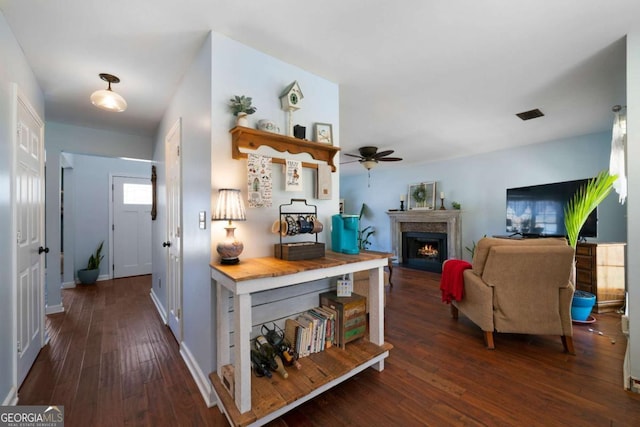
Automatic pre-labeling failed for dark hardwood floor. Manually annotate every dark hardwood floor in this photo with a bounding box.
[19,267,640,426]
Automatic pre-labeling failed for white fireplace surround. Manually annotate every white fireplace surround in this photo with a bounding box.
[387,210,462,262]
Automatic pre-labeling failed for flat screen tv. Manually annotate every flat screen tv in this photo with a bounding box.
[506,178,597,238]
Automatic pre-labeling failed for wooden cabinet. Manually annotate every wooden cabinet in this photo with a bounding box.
[210,251,391,426]
[575,242,626,313]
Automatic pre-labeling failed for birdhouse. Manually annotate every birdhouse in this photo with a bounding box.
[280,81,303,111]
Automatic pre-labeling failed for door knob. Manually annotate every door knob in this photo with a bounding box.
[163,241,171,247]
[38,246,49,254]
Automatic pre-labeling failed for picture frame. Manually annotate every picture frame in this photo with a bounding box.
[408,182,436,210]
[314,122,333,145]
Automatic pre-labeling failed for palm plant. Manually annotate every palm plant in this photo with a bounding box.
[564,170,618,249]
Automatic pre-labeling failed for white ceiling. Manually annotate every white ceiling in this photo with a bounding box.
[1,1,637,174]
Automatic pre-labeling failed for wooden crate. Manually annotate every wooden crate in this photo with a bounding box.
[319,291,366,349]
[274,242,325,260]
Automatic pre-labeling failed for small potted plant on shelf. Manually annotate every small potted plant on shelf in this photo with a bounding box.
[77,241,104,285]
[229,95,257,127]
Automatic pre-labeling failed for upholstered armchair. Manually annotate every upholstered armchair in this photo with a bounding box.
[449,237,576,353]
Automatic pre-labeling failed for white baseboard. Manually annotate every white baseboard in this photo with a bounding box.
[45,304,64,315]
[180,342,216,408]
[62,281,76,289]
[2,386,18,405]
[149,289,167,323]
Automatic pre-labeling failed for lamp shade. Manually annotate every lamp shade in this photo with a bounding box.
[90,89,127,112]
[213,189,246,222]
[361,160,378,170]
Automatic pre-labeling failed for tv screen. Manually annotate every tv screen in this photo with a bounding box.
[506,179,597,238]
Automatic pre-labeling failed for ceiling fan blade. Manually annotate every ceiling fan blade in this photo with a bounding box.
[340,159,361,164]
[344,153,364,158]
[373,150,394,159]
[378,157,403,162]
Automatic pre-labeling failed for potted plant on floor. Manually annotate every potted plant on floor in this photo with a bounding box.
[564,170,617,320]
[77,241,104,285]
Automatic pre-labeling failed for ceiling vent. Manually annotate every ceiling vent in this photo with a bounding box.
[516,108,544,121]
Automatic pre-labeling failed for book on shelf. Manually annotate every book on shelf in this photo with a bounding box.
[295,314,313,356]
[321,304,340,347]
[311,306,335,349]
[284,318,304,355]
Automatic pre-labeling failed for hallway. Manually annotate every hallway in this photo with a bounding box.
[18,275,227,426]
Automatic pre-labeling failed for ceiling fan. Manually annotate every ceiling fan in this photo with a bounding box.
[343,146,403,170]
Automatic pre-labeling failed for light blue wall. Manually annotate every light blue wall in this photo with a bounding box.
[63,154,150,284]
[0,11,44,404]
[45,122,153,310]
[341,131,626,262]
[151,31,340,405]
[152,33,213,389]
[210,32,340,258]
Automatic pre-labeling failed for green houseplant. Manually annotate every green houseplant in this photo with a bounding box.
[564,170,617,249]
[358,203,375,250]
[77,241,104,285]
[229,95,257,127]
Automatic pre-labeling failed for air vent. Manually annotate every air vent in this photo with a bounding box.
[516,108,544,121]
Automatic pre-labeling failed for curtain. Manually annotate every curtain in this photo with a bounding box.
[609,110,627,204]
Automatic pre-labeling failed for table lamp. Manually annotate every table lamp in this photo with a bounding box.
[213,188,246,264]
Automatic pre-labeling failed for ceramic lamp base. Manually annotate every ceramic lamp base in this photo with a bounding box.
[217,226,244,264]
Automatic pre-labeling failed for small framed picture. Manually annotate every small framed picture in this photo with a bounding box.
[314,123,333,145]
[408,182,436,210]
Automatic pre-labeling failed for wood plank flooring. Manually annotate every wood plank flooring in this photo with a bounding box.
[19,268,640,426]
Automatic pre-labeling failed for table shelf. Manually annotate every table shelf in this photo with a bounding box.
[210,251,391,426]
[209,340,393,427]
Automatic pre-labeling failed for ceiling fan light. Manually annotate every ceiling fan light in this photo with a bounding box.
[361,160,378,170]
[90,88,127,112]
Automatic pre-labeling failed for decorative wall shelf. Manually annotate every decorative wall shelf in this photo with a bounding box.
[230,126,340,172]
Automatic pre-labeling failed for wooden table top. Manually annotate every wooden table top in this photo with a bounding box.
[210,250,392,283]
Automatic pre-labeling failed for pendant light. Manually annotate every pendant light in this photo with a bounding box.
[90,73,127,112]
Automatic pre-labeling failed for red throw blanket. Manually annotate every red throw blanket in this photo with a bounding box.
[440,260,472,303]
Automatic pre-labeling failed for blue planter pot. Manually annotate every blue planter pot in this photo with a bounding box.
[77,268,99,285]
[571,290,596,321]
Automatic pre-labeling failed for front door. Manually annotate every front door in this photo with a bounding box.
[14,85,45,387]
[165,119,182,341]
[112,175,152,278]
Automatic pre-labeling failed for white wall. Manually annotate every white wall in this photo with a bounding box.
[62,153,151,285]
[45,122,153,311]
[626,29,640,387]
[0,11,45,405]
[341,131,626,261]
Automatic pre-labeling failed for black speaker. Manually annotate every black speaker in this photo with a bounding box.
[293,125,306,139]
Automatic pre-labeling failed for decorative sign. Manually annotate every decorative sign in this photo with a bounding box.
[247,154,272,208]
[285,159,303,192]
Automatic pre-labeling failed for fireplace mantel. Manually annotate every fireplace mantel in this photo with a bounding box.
[387,210,462,262]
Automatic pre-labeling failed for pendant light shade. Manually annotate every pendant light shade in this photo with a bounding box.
[90,73,127,112]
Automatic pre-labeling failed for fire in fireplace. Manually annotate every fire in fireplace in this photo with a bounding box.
[402,231,447,273]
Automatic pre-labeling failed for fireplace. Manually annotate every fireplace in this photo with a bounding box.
[387,210,462,273]
[402,232,448,273]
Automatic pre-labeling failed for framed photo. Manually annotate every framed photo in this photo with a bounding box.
[314,123,333,145]
[408,182,436,210]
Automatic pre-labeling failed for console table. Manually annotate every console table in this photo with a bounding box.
[210,251,392,426]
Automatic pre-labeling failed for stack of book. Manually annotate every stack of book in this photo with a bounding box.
[284,306,337,357]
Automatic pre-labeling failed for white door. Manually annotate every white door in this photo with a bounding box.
[112,176,152,278]
[14,85,45,387]
[165,119,182,340]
